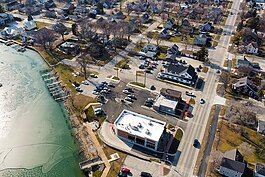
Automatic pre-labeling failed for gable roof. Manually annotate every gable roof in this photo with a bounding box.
[166,64,197,78]
[256,163,265,175]
[220,158,246,173]
[223,149,243,162]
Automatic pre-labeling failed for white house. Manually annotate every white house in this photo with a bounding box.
[158,63,198,86]
[254,163,265,177]
[246,42,259,54]
[24,20,37,31]
[2,26,24,37]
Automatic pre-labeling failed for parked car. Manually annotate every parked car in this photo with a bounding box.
[140,172,152,177]
[123,89,130,94]
[193,139,200,148]
[125,88,133,92]
[76,87,83,92]
[216,69,221,74]
[128,94,137,100]
[125,97,133,102]
[139,64,145,69]
[150,85,156,90]
[145,69,152,74]
[139,56,146,60]
[90,74,98,78]
[186,91,195,97]
[120,167,130,173]
[200,98,205,104]
[92,91,99,95]
[73,81,80,87]
[117,171,127,177]
[108,83,115,87]
[82,80,89,85]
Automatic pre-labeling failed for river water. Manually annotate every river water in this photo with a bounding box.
[0,43,84,177]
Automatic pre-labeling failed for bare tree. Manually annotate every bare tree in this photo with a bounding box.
[155,34,163,46]
[78,20,97,42]
[53,23,68,41]
[77,50,92,79]
[34,27,56,50]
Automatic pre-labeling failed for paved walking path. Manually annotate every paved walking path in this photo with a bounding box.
[84,123,111,177]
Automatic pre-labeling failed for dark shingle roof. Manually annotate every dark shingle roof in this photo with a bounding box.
[256,163,265,175]
[221,158,246,173]
[167,64,196,78]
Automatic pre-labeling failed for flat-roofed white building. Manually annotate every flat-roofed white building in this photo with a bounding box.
[114,110,166,151]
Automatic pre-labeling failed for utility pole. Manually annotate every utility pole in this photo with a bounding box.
[144,72,146,86]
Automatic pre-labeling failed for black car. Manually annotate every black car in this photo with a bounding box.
[193,139,200,148]
[150,85,156,90]
[117,171,127,177]
[125,88,133,93]
[141,172,152,177]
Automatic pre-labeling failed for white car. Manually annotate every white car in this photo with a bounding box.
[82,80,89,85]
[122,89,130,94]
[186,91,195,97]
[200,98,205,104]
[92,91,99,95]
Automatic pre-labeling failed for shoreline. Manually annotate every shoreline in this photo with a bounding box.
[0,38,98,172]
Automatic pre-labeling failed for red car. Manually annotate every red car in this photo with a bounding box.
[121,167,130,173]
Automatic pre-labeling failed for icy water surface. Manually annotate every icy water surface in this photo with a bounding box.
[0,43,84,177]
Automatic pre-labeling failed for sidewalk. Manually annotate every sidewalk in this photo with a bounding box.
[84,123,111,177]
[98,121,151,161]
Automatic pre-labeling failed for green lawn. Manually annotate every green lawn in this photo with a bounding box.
[168,36,182,43]
[115,59,129,69]
[36,21,53,29]
[130,81,145,87]
[218,121,265,165]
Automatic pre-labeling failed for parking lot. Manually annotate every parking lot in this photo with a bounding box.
[122,156,162,177]
[100,81,186,127]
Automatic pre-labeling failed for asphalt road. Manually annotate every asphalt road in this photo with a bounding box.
[171,0,242,176]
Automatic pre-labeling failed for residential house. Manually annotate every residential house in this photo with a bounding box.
[163,18,175,29]
[246,42,259,54]
[158,63,198,86]
[0,13,14,27]
[151,4,160,14]
[62,3,75,14]
[254,162,265,177]
[181,49,196,59]
[167,44,180,55]
[24,20,37,31]
[141,13,150,24]
[153,88,187,118]
[4,0,18,11]
[112,11,125,19]
[200,22,214,32]
[103,1,114,9]
[165,54,177,62]
[181,19,191,29]
[159,29,171,39]
[258,120,265,135]
[45,0,56,9]
[232,77,259,99]
[1,26,24,38]
[142,44,159,53]
[59,42,80,55]
[236,56,261,70]
[45,10,57,18]
[219,149,246,177]
[194,34,208,46]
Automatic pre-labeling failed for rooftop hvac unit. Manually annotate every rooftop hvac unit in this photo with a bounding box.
[146,129,150,135]
[138,122,142,128]
[148,120,153,126]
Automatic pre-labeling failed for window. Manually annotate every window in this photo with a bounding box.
[136,137,145,145]
[128,135,134,141]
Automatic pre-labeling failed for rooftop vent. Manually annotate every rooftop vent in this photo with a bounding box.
[146,129,150,135]
[149,121,153,126]
[131,126,138,131]
[138,123,142,128]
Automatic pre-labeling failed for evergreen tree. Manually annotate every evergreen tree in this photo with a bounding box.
[196,46,209,62]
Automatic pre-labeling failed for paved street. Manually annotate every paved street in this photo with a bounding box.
[171,0,242,176]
